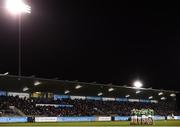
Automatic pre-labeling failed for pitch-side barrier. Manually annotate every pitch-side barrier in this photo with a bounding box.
[0,116,180,123]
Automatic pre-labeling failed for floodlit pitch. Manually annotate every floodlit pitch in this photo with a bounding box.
[0,121,180,126]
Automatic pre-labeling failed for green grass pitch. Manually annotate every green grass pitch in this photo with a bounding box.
[0,120,180,126]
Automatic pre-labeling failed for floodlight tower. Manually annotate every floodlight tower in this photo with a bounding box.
[5,0,31,79]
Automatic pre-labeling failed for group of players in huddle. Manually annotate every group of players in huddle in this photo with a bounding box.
[130,108,154,125]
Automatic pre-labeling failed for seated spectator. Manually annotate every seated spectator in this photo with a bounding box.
[0,96,179,117]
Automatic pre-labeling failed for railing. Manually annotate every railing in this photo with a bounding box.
[9,106,26,117]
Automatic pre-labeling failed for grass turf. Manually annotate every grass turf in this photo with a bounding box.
[0,120,180,126]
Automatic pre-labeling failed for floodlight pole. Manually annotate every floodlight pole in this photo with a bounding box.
[18,14,22,79]
[4,0,31,79]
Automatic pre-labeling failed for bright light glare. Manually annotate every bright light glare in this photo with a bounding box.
[161,97,166,100]
[0,72,9,76]
[170,93,176,97]
[133,81,143,88]
[149,96,153,99]
[23,87,29,91]
[108,88,114,92]
[5,0,31,14]
[4,72,9,75]
[98,92,103,96]
[64,90,70,94]
[34,81,41,86]
[125,94,130,98]
[75,85,82,89]
[136,90,141,94]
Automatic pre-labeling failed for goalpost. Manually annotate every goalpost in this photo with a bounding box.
[130,108,154,125]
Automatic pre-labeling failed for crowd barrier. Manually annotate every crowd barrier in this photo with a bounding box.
[168,116,180,120]
[97,116,111,121]
[35,116,111,122]
[114,116,129,121]
[154,116,165,120]
[35,116,180,122]
[0,117,27,123]
[1,116,180,123]
[57,117,96,122]
[35,117,57,122]
[175,116,180,120]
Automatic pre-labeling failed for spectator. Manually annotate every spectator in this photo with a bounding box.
[0,96,179,117]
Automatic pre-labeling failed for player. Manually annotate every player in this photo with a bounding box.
[130,109,136,125]
[150,109,155,125]
[147,109,154,125]
[134,109,138,124]
[137,109,142,125]
[141,109,146,124]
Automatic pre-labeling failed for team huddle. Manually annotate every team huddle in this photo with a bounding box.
[130,109,154,125]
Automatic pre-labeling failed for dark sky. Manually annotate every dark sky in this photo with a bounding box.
[0,0,180,90]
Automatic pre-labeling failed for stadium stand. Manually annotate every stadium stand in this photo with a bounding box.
[0,75,179,117]
[0,95,179,117]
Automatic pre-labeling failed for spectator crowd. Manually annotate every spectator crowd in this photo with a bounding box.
[0,96,179,117]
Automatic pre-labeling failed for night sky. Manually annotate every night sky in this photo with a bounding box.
[0,0,180,91]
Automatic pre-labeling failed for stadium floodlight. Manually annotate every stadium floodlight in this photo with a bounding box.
[64,90,70,94]
[34,81,41,86]
[0,72,9,76]
[23,86,29,91]
[136,90,141,94]
[158,92,163,96]
[108,88,114,92]
[5,0,31,15]
[75,85,82,89]
[161,97,166,100]
[170,93,176,97]
[133,80,143,88]
[4,72,9,75]
[149,96,153,99]
[98,92,103,96]
[125,94,130,98]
